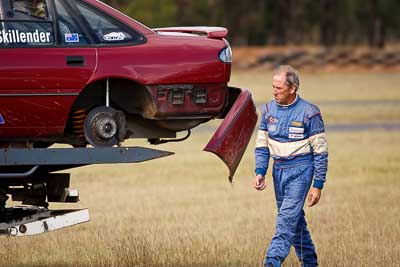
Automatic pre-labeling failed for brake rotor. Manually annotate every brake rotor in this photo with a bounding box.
[84,106,126,147]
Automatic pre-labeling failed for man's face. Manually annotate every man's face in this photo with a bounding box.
[272,73,296,105]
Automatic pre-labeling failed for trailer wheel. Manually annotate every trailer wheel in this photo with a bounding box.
[84,106,126,147]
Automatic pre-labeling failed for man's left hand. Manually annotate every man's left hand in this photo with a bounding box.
[307,188,321,207]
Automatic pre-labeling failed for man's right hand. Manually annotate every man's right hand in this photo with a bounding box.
[253,174,267,190]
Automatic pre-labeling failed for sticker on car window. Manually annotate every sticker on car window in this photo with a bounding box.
[0,29,51,44]
[65,33,79,43]
[103,32,126,41]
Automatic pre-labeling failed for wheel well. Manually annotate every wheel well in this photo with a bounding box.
[65,78,153,136]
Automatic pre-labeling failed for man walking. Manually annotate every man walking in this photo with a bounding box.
[254,65,328,267]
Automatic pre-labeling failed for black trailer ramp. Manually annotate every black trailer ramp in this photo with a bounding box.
[0,146,173,167]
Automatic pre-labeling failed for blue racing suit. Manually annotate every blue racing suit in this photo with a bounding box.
[255,95,328,267]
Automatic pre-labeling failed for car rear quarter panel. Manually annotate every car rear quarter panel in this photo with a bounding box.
[89,34,230,85]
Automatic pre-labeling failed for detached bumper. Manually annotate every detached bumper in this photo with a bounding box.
[204,87,258,181]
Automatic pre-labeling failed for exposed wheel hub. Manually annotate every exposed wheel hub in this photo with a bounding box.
[93,115,117,140]
[84,106,126,147]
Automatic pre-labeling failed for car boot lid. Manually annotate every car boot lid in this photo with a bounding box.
[153,26,228,39]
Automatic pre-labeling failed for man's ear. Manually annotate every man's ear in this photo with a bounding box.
[289,86,296,94]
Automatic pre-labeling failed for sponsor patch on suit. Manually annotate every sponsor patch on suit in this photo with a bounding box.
[289,127,304,134]
[289,133,304,139]
[290,121,304,127]
[268,124,277,132]
[268,116,279,124]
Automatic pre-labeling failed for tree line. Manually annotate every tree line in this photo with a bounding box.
[102,0,400,48]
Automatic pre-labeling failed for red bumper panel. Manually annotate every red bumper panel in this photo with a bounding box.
[204,87,258,182]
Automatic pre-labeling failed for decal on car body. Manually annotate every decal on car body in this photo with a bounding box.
[0,29,51,44]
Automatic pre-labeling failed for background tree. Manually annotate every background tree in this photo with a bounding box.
[101,0,400,48]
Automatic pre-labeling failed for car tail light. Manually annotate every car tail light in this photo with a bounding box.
[219,45,232,63]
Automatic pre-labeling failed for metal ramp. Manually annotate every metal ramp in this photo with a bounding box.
[0,146,173,169]
[0,146,173,236]
[0,206,89,237]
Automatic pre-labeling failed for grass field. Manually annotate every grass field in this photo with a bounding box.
[1,70,400,267]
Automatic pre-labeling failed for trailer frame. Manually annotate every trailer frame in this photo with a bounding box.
[0,146,173,236]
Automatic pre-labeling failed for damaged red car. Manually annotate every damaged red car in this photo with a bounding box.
[0,0,257,177]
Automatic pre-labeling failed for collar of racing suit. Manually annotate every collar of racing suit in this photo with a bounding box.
[276,93,300,109]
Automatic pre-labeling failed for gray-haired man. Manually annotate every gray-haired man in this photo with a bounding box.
[254,65,328,267]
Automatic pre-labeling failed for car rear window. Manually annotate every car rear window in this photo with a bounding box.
[74,1,142,45]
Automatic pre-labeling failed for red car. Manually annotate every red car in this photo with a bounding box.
[0,0,257,177]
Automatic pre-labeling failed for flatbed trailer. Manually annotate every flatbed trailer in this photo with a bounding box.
[0,146,173,236]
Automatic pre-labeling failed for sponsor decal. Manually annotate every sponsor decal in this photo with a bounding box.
[0,114,4,125]
[103,32,126,41]
[0,29,51,44]
[289,133,304,139]
[65,33,79,43]
[268,124,277,132]
[268,116,279,124]
[290,121,304,127]
[289,127,304,134]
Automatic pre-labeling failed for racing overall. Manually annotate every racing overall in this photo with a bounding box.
[255,95,328,267]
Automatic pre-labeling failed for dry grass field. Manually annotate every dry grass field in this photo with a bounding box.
[1,69,400,266]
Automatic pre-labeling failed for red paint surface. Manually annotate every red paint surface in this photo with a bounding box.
[204,88,258,180]
[0,0,231,140]
[91,35,229,85]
